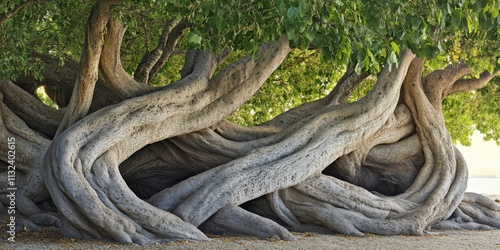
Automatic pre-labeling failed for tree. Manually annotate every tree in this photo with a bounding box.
[1,0,499,245]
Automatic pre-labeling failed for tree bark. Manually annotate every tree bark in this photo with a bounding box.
[56,0,124,135]
[41,36,291,244]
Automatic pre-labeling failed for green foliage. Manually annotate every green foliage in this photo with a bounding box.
[443,92,477,146]
[472,79,500,145]
[3,0,500,76]
[443,78,500,146]
[0,0,90,79]
[35,86,59,109]
[346,77,376,103]
[148,53,185,87]
[1,0,499,144]
[227,49,342,125]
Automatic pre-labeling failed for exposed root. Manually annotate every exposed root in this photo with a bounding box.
[431,192,500,230]
[42,38,291,244]
[200,205,296,240]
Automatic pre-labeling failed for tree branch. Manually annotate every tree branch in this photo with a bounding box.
[0,80,63,137]
[56,0,125,136]
[134,18,178,83]
[327,66,370,105]
[14,53,81,107]
[13,52,121,119]
[0,91,52,216]
[446,71,499,96]
[134,19,189,83]
[422,61,471,106]
[99,17,153,99]
[180,50,198,78]
[147,19,190,82]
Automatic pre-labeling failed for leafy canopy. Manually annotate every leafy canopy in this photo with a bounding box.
[1,0,499,145]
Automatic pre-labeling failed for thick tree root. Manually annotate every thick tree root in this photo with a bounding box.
[200,205,296,240]
[40,38,291,244]
[432,193,500,230]
[0,90,50,216]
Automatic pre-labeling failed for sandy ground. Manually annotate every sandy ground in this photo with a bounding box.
[1,228,499,250]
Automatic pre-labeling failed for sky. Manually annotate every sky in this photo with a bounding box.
[455,131,500,177]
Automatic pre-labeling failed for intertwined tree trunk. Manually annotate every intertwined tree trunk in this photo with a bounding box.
[1,1,499,245]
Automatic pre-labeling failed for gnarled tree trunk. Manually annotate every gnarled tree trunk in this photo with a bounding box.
[1,1,499,246]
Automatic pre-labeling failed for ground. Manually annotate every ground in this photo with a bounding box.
[1,227,499,250]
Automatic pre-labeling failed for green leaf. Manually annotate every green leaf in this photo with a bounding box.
[466,15,473,33]
[410,17,421,29]
[241,38,250,51]
[187,32,202,47]
[390,41,400,54]
[491,6,499,18]
[277,0,287,16]
[388,51,398,70]
[354,61,363,73]
[451,11,462,29]
[286,29,297,42]
[287,7,298,19]
[438,41,444,53]
[298,2,310,17]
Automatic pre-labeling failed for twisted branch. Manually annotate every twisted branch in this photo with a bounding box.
[56,0,125,135]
